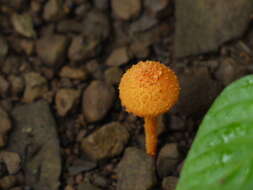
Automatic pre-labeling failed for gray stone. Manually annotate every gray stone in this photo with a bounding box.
[10,100,61,190]
[129,25,163,57]
[129,40,150,59]
[65,185,75,190]
[81,122,129,161]
[59,78,73,88]
[215,58,246,86]
[68,10,109,62]
[93,174,108,188]
[23,72,48,103]
[82,80,115,122]
[68,159,96,175]
[55,88,81,116]
[82,10,110,40]
[36,34,68,65]
[104,67,123,85]
[75,3,91,17]
[94,0,108,10]
[144,0,171,15]
[85,60,104,80]
[3,0,24,9]
[0,151,21,174]
[0,100,12,113]
[0,76,9,97]
[117,147,157,190]
[0,37,8,59]
[19,39,34,55]
[157,144,180,178]
[162,176,178,190]
[106,47,129,66]
[60,66,88,80]
[174,66,222,117]
[57,19,82,33]
[8,75,25,97]
[130,14,157,33]
[0,175,16,189]
[9,187,23,190]
[175,0,253,57]
[0,107,11,147]
[31,0,42,13]
[112,0,141,20]
[11,13,36,38]
[78,182,101,190]
[68,35,97,62]
[2,56,21,75]
[43,0,64,21]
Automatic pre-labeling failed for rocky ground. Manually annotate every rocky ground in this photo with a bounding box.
[0,0,253,190]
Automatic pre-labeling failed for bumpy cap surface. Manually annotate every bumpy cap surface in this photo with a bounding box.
[119,61,180,117]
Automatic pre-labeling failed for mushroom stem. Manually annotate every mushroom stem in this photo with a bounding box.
[144,116,158,157]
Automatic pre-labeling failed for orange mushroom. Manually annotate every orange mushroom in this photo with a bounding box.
[119,61,180,156]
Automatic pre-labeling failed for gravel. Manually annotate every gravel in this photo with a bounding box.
[0,1,252,189]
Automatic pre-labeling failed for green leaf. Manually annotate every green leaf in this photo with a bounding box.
[176,75,253,190]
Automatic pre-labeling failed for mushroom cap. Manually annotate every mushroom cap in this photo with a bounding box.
[119,61,180,117]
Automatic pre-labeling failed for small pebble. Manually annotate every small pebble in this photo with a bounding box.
[106,47,129,66]
[60,66,88,80]
[0,175,16,189]
[0,151,21,174]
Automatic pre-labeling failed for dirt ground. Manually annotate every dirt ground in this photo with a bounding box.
[0,1,253,190]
